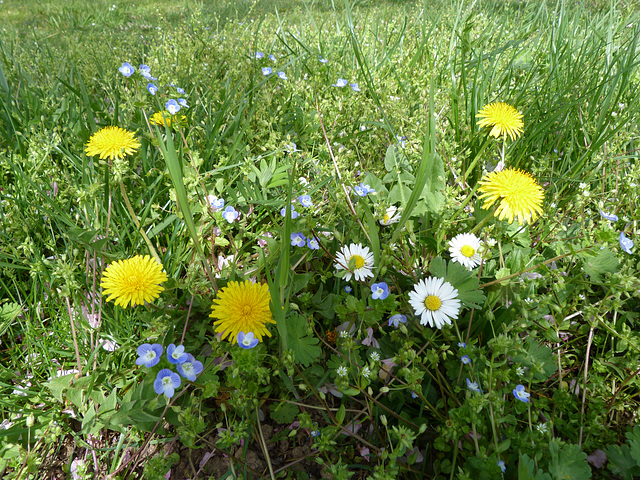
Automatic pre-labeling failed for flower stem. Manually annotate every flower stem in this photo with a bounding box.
[118,182,162,265]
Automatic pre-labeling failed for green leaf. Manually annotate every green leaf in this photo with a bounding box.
[626,425,640,464]
[606,444,640,480]
[518,453,552,480]
[580,248,619,282]
[336,404,346,425]
[429,257,486,309]
[269,402,299,424]
[549,440,592,480]
[286,314,321,367]
[514,337,558,382]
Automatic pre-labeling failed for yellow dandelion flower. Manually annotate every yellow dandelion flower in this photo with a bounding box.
[85,126,141,160]
[476,102,524,141]
[478,168,544,225]
[149,111,186,129]
[100,255,168,308]
[210,280,275,344]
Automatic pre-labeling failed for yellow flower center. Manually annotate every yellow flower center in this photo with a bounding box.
[424,295,441,311]
[461,245,475,258]
[383,214,391,223]
[351,254,365,269]
[242,305,253,317]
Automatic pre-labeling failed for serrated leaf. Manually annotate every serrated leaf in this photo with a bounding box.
[514,337,557,382]
[581,248,619,282]
[0,302,22,322]
[549,440,592,480]
[429,257,486,309]
[269,402,299,424]
[518,453,552,480]
[626,426,640,464]
[286,314,321,366]
[606,444,640,480]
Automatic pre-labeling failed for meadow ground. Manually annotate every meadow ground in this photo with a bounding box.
[1,0,640,478]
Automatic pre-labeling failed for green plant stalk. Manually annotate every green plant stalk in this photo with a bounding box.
[153,124,216,289]
[118,182,162,265]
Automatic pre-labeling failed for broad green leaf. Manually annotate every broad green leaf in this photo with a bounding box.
[518,453,552,480]
[580,248,619,282]
[606,444,640,480]
[286,314,321,367]
[514,337,557,382]
[269,402,299,424]
[549,440,592,480]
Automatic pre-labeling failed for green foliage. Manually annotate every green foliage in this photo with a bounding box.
[1,0,640,478]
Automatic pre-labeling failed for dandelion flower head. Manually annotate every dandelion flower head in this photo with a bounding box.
[210,280,275,344]
[476,102,524,141]
[100,255,168,308]
[85,126,141,161]
[150,111,186,128]
[408,277,460,329]
[334,243,374,282]
[478,168,544,225]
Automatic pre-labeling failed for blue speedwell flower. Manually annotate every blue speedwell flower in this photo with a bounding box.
[461,355,471,365]
[176,87,185,94]
[333,78,348,87]
[135,343,163,368]
[167,343,188,364]
[178,98,189,108]
[237,331,259,349]
[209,196,225,210]
[620,232,634,254]
[458,342,467,348]
[262,67,272,76]
[307,236,320,250]
[350,83,361,92]
[154,369,181,398]
[513,384,530,402]
[139,64,151,75]
[354,183,375,197]
[165,99,181,115]
[319,56,328,64]
[299,195,313,208]
[222,206,239,223]
[497,460,506,473]
[118,62,135,77]
[269,54,276,61]
[599,210,619,222]
[291,232,306,247]
[388,314,407,327]
[344,286,352,293]
[255,52,264,59]
[371,282,389,300]
[277,71,287,80]
[176,354,203,381]
[280,205,298,219]
[466,378,482,393]
[147,83,158,95]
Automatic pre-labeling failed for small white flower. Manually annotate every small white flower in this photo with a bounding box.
[448,233,482,269]
[370,351,380,362]
[516,366,525,377]
[379,206,401,226]
[408,277,461,329]
[362,366,371,378]
[334,243,374,282]
[536,422,548,434]
[337,365,348,378]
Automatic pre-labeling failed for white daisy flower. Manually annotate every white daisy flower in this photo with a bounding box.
[448,233,482,269]
[334,243,374,282]
[379,206,401,226]
[408,277,461,329]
